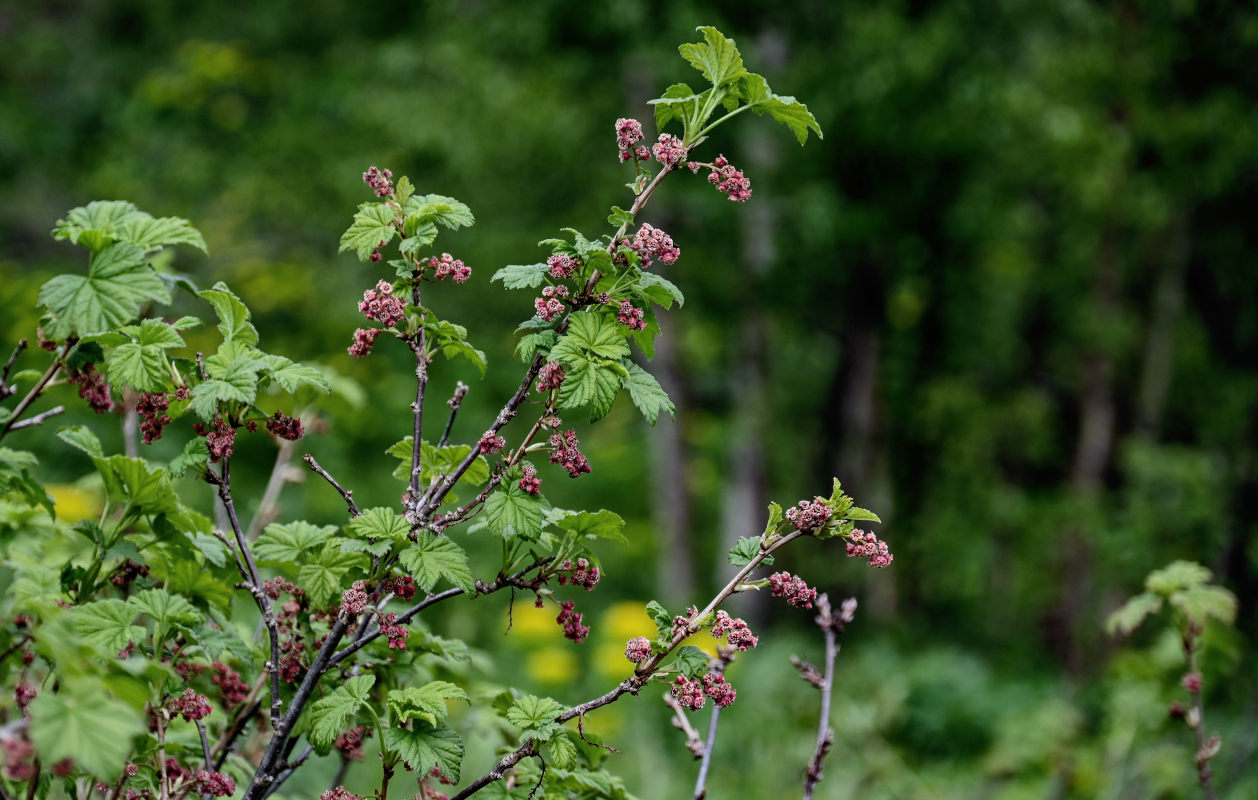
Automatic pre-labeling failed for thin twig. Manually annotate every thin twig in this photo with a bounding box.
[1183,630,1219,800]
[6,405,65,432]
[439,381,468,448]
[0,339,26,400]
[302,453,361,517]
[802,594,854,800]
[0,339,73,441]
[195,719,214,772]
[408,282,429,501]
[664,694,705,759]
[691,653,732,800]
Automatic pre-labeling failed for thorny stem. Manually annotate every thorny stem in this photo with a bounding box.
[0,339,73,441]
[303,453,362,517]
[451,530,803,799]
[802,594,845,800]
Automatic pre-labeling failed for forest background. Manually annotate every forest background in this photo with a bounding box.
[1,1,1255,798]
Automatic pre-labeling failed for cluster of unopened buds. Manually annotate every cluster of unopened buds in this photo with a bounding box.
[196,770,235,797]
[624,636,652,664]
[535,360,565,393]
[518,464,541,494]
[477,431,505,455]
[671,670,737,711]
[358,280,407,327]
[652,132,689,168]
[381,574,417,601]
[167,688,212,722]
[348,327,381,358]
[547,252,579,279]
[428,252,471,283]
[768,572,817,609]
[615,118,650,162]
[548,428,591,477]
[136,391,171,443]
[68,363,112,414]
[194,417,236,463]
[380,612,409,650]
[555,600,589,643]
[711,610,758,651]
[340,581,369,617]
[534,285,569,322]
[785,497,832,531]
[555,557,600,589]
[363,166,394,197]
[617,299,646,331]
[623,223,680,267]
[688,155,752,202]
[846,529,894,568]
[265,410,303,440]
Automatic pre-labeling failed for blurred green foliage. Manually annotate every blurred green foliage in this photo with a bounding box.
[1,1,1256,797]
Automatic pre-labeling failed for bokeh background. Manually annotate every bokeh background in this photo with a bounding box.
[2,1,1256,798]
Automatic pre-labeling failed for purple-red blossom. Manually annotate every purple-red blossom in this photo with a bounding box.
[363,166,394,197]
[340,581,369,617]
[671,674,706,711]
[702,672,737,707]
[652,133,688,168]
[536,360,565,393]
[534,285,569,322]
[382,574,417,601]
[556,600,589,643]
[197,771,235,797]
[548,253,579,279]
[478,431,505,455]
[168,688,212,722]
[348,327,381,358]
[211,662,248,709]
[711,610,758,651]
[359,280,407,327]
[768,572,817,609]
[429,253,471,283]
[68,363,112,414]
[549,429,591,477]
[785,497,832,531]
[704,155,752,202]
[13,683,35,711]
[627,223,680,266]
[136,391,171,443]
[625,636,651,664]
[380,612,409,650]
[266,411,304,440]
[846,529,893,568]
[322,788,362,800]
[202,417,236,463]
[336,726,371,761]
[617,299,646,331]
[1182,672,1203,693]
[616,118,644,162]
[556,557,600,590]
[518,464,541,495]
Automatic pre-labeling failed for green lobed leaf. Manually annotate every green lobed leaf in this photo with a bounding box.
[645,600,673,640]
[544,732,578,771]
[562,312,630,360]
[649,82,700,132]
[1145,560,1212,596]
[403,193,475,230]
[557,361,621,422]
[129,588,203,628]
[261,354,332,394]
[516,330,557,363]
[52,201,145,250]
[198,282,258,345]
[1171,585,1238,628]
[29,681,145,780]
[58,425,104,459]
[728,536,773,567]
[679,26,747,88]
[308,674,376,754]
[72,600,146,654]
[637,271,685,309]
[483,484,545,540]
[550,508,627,543]
[298,545,367,607]
[39,243,171,338]
[255,520,338,564]
[382,722,464,781]
[398,531,475,594]
[169,437,209,479]
[669,645,709,678]
[340,203,398,261]
[1106,592,1162,637]
[505,695,565,742]
[387,681,468,727]
[106,342,169,392]
[491,263,550,290]
[607,206,635,228]
[96,455,178,513]
[621,363,674,426]
[115,214,208,254]
[347,507,410,543]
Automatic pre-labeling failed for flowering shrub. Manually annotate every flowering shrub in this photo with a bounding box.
[0,26,891,800]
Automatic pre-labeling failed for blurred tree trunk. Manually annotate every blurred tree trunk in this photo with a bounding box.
[1135,216,1187,440]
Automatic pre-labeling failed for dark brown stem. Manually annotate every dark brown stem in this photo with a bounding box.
[439,381,468,448]
[303,454,361,517]
[802,594,851,800]
[0,634,32,666]
[195,719,214,771]
[408,282,428,500]
[0,339,26,400]
[24,758,39,800]
[0,339,73,441]
[438,406,552,530]
[213,697,263,770]
[379,760,394,800]
[211,459,283,731]
[1184,633,1219,800]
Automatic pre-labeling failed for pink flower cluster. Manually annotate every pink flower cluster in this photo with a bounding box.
[340,581,369,616]
[768,572,817,609]
[137,391,171,443]
[617,299,646,331]
[786,497,832,531]
[624,636,652,663]
[652,132,688,168]
[548,252,579,279]
[13,683,35,711]
[616,118,649,162]
[478,431,505,455]
[68,363,112,414]
[702,672,737,707]
[359,280,407,327]
[197,771,235,797]
[168,688,212,721]
[1182,672,1202,693]
[322,788,362,800]
[536,360,565,393]
[556,600,589,643]
[690,155,752,202]
[671,674,706,710]
[846,529,894,568]
[534,285,569,321]
[429,253,471,283]
[549,428,591,477]
[266,411,304,440]
[625,223,680,266]
[198,417,236,463]
[518,464,541,494]
[382,574,417,601]
[380,612,409,650]
[348,327,381,358]
[556,557,600,590]
[211,661,248,708]
[711,610,758,650]
[336,725,371,761]
[363,166,394,197]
